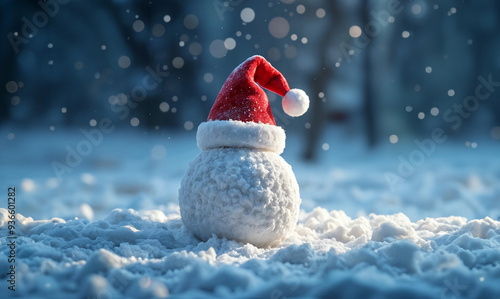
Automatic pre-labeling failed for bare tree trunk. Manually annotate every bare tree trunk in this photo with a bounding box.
[303,0,339,160]
[362,0,376,147]
[0,1,19,125]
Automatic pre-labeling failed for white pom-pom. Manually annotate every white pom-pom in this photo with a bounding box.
[282,89,309,117]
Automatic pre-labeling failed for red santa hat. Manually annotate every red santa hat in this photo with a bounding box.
[197,55,309,154]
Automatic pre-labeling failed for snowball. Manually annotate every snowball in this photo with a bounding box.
[283,89,309,117]
[179,148,301,247]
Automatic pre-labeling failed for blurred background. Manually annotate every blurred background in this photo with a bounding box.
[3,0,500,153]
[1,0,500,221]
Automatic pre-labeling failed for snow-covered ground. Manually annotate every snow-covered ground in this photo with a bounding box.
[1,127,499,298]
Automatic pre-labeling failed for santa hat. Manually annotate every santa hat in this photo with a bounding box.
[197,55,309,154]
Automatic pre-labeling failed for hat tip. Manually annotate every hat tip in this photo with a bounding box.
[283,89,309,117]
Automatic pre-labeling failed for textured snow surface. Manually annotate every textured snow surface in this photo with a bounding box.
[1,129,500,298]
[1,208,499,298]
[179,147,300,247]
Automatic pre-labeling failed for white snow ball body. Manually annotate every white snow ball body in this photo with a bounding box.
[179,120,301,247]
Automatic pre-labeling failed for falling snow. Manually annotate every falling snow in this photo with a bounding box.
[2,1,500,298]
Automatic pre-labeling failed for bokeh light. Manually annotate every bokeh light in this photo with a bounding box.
[269,17,290,39]
[240,8,255,23]
[118,56,131,68]
[209,39,227,58]
[184,14,199,30]
[132,20,144,32]
[349,26,362,38]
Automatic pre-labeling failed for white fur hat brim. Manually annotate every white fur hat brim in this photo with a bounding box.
[196,120,286,154]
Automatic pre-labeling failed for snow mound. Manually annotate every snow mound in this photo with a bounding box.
[1,207,499,298]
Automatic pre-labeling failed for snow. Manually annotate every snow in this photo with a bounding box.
[179,147,300,247]
[1,128,500,298]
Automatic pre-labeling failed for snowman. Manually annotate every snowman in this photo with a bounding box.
[179,55,309,247]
